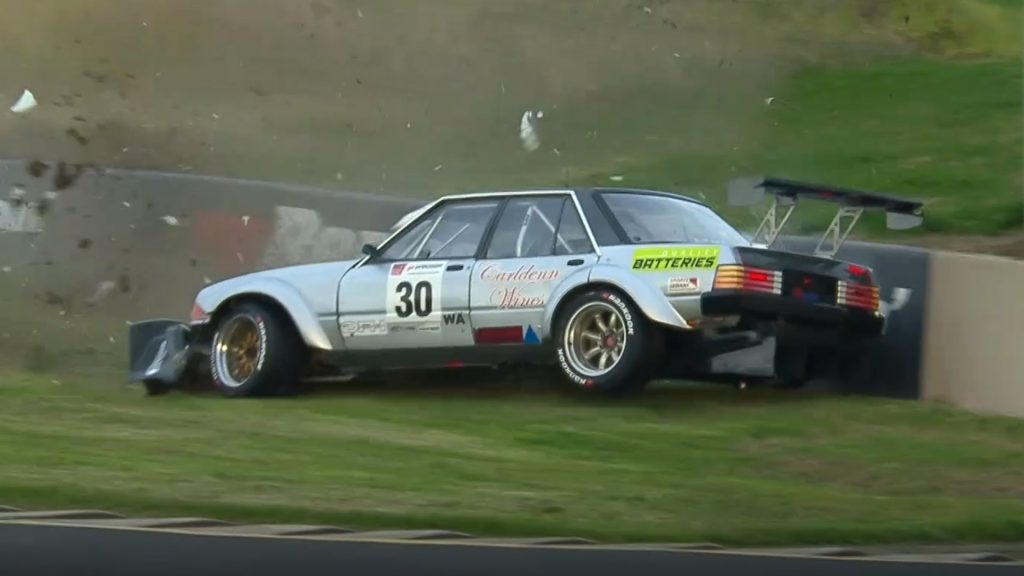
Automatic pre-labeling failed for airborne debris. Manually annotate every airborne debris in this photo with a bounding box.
[642,6,652,14]
[122,201,131,208]
[86,281,116,305]
[241,215,250,226]
[765,97,775,106]
[433,164,443,172]
[10,89,37,113]
[519,110,543,152]
[609,175,624,182]
[160,215,180,226]
[1,266,10,273]
[357,8,364,18]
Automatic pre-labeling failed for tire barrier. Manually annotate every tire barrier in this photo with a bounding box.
[0,159,422,316]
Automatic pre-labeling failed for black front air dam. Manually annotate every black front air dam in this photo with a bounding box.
[128,319,199,385]
[700,291,884,338]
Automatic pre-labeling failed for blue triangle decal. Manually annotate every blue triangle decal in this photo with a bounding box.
[523,325,541,345]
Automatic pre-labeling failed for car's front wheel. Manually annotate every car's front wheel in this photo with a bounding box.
[210,301,305,397]
[554,288,661,394]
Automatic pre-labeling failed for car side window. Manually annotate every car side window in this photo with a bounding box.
[485,196,592,258]
[553,200,591,255]
[385,200,499,260]
[378,216,437,261]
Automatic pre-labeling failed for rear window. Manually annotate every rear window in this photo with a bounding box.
[600,193,748,245]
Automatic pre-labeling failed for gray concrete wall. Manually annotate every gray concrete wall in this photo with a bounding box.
[921,251,1024,418]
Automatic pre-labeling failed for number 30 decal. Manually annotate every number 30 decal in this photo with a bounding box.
[394,280,432,318]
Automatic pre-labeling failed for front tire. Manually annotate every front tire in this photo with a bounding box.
[210,302,305,397]
[554,288,661,394]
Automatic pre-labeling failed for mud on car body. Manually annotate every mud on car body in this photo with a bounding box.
[129,178,923,397]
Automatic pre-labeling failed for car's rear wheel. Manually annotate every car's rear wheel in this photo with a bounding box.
[554,288,661,394]
[210,301,305,397]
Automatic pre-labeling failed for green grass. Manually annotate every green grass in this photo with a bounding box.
[568,57,1023,236]
[2,360,1024,546]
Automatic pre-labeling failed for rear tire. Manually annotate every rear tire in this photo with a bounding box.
[210,301,306,398]
[554,288,661,394]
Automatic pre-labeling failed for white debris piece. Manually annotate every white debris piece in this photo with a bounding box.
[357,8,364,18]
[212,113,220,119]
[765,97,775,106]
[241,215,250,227]
[160,215,180,226]
[642,6,652,14]
[87,280,117,304]
[433,164,443,172]
[10,89,37,113]
[609,175,624,182]
[109,336,115,344]
[519,110,543,152]
[335,172,344,181]
[122,201,131,208]
[43,191,59,201]
[1,266,10,273]
[203,276,213,285]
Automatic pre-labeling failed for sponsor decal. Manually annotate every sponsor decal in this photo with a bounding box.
[603,293,635,336]
[340,317,388,337]
[490,287,545,309]
[479,263,561,309]
[254,316,268,372]
[386,260,446,333]
[631,246,719,272]
[668,277,700,295]
[442,312,466,326]
[478,264,560,283]
[557,347,592,388]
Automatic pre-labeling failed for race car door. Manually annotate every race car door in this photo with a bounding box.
[470,195,597,347]
[336,198,501,352]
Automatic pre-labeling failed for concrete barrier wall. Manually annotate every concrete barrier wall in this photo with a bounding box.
[921,251,1024,418]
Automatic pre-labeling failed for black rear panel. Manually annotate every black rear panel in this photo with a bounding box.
[734,246,871,285]
[782,271,837,306]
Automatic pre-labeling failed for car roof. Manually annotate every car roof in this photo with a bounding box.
[430,187,709,207]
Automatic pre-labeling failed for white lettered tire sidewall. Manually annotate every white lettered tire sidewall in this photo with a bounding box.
[555,288,655,394]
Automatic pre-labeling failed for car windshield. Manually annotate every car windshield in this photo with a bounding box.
[601,193,749,246]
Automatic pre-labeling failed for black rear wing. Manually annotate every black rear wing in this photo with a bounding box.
[727,177,924,258]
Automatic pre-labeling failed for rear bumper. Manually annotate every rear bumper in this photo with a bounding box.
[700,291,884,337]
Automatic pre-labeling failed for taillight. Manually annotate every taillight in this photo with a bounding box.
[712,265,782,294]
[190,303,208,323]
[847,263,873,283]
[837,281,879,312]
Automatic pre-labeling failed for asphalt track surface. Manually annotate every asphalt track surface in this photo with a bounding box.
[2,523,1019,576]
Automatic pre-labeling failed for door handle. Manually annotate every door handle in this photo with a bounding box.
[446,264,464,271]
[567,259,585,266]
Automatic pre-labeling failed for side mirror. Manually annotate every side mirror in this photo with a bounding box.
[361,243,380,259]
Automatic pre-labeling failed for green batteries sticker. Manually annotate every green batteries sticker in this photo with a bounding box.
[631,246,720,272]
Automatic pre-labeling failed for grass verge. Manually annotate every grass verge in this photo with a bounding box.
[1,362,1023,546]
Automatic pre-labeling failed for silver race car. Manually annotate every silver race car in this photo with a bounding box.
[129,178,923,397]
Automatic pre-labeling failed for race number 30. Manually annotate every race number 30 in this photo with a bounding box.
[394,280,432,318]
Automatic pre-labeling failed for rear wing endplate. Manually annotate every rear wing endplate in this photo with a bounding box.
[727,177,924,258]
